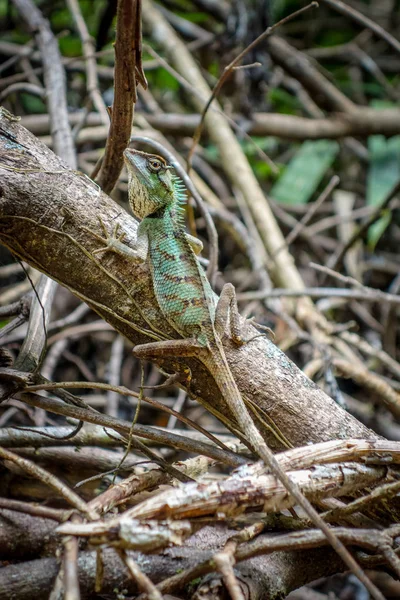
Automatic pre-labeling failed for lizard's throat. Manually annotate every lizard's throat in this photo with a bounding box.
[146,206,168,219]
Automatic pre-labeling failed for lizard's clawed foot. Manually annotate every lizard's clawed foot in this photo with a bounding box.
[142,366,192,390]
[227,318,274,347]
[241,317,275,344]
[84,217,126,256]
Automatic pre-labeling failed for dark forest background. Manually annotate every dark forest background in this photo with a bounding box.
[1,1,400,599]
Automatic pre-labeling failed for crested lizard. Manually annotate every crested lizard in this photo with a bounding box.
[90,148,381,597]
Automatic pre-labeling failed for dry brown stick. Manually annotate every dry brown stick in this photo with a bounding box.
[320,479,400,524]
[49,567,65,600]
[46,321,113,346]
[124,462,386,521]
[311,262,385,288]
[319,0,400,55]
[310,262,400,308]
[96,0,146,193]
[273,175,340,260]
[236,525,400,565]
[25,380,234,453]
[62,515,81,600]
[0,497,68,521]
[306,205,376,236]
[186,0,319,170]
[214,545,245,600]
[18,393,246,467]
[66,0,109,125]
[332,359,400,420]
[144,527,394,598]
[246,109,400,139]
[88,455,213,515]
[0,313,29,340]
[213,524,264,600]
[0,446,98,519]
[381,546,400,579]
[340,330,400,382]
[0,81,46,102]
[117,549,163,600]
[267,35,356,114]
[0,425,134,448]
[21,108,400,140]
[325,179,400,272]
[106,335,124,417]
[236,287,400,305]
[276,439,400,471]
[14,276,57,375]
[11,0,76,165]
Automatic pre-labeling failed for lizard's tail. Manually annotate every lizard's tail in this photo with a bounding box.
[205,344,379,597]
[204,341,270,458]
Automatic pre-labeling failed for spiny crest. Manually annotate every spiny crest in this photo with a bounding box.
[171,174,188,223]
[123,148,188,220]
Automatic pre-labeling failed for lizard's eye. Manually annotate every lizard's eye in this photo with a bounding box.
[148,158,163,172]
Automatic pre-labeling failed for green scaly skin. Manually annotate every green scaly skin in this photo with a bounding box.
[122,150,291,446]
[92,148,381,592]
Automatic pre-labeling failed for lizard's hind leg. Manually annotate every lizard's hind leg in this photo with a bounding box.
[215,283,274,344]
[214,283,243,345]
[133,338,206,389]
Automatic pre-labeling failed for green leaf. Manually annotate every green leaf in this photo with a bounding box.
[367,209,392,250]
[270,140,339,204]
[366,134,400,249]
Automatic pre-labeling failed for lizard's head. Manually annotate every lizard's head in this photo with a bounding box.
[123,149,174,219]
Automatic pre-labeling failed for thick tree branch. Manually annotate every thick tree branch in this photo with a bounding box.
[0,520,346,600]
[0,112,379,453]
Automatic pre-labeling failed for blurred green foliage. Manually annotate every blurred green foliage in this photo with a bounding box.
[270,140,339,204]
[267,88,301,114]
[367,135,400,249]
[20,93,46,114]
[1,0,398,248]
[366,101,400,248]
[147,68,180,94]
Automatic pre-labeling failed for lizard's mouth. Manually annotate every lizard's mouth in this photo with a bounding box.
[123,148,139,170]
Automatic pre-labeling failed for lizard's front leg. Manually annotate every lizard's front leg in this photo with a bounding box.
[84,218,148,262]
[185,233,203,256]
[215,283,274,345]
